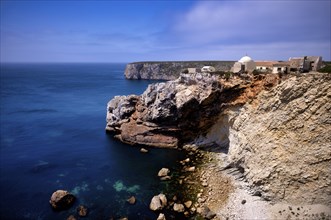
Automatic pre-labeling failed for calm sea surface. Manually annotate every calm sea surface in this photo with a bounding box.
[0,63,186,220]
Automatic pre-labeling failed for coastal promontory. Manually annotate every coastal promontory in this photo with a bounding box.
[106,68,331,218]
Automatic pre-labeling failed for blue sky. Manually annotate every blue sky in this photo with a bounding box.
[1,0,330,62]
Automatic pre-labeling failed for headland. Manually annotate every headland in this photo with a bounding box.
[106,58,331,219]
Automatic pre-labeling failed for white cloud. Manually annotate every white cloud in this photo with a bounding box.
[171,1,330,47]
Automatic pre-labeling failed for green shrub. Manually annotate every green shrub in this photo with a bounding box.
[319,64,331,73]
[225,71,232,80]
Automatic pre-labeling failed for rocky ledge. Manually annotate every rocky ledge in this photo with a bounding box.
[106,72,265,148]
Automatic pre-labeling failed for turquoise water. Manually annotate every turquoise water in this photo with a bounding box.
[0,63,186,219]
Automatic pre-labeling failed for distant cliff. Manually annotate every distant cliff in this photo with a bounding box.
[124,61,235,80]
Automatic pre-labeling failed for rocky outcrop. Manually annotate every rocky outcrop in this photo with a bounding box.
[106,72,252,147]
[225,73,331,205]
[125,61,235,80]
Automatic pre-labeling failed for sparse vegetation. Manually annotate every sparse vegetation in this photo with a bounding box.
[319,62,331,73]
[252,69,262,75]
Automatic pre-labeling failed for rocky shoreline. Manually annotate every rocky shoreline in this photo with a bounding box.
[105,71,331,219]
[186,146,331,220]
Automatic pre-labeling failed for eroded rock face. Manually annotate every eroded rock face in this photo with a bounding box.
[227,73,331,205]
[106,73,244,147]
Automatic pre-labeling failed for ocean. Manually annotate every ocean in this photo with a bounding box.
[0,63,186,220]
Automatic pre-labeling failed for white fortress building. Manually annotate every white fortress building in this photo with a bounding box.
[231,55,256,73]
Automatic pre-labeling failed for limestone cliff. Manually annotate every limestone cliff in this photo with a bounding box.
[124,61,235,80]
[225,73,331,205]
[106,71,331,205]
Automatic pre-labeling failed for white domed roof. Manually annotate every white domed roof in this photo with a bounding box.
[239,55,254,63]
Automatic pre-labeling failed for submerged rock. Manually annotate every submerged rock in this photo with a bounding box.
[49,190,75,211]
[126,196,136,205]
[77,205,88,217]
[67,215,76,220]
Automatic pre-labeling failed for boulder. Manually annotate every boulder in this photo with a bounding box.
[197,206,216,219]
[157,213,166,220]
[149,194,167,211]
[140,148,148,153]
[173,203,185,213]
[49,190,75,211]
[186,166,195,172]
[158,168,170,177]
[184,200,192,208]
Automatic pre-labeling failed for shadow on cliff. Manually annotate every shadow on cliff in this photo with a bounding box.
[197,142,229,154]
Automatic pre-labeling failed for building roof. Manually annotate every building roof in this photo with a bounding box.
[273,62,290,67]
[239,56,254,63]
[202,66,214,68]
[255,61,278,67]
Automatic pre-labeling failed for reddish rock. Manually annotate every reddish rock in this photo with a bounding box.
[49,190,75,211]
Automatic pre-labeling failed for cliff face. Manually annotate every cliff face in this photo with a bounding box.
[106,71,331,205]
[124,61,235,80]
[225,73,331,205]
